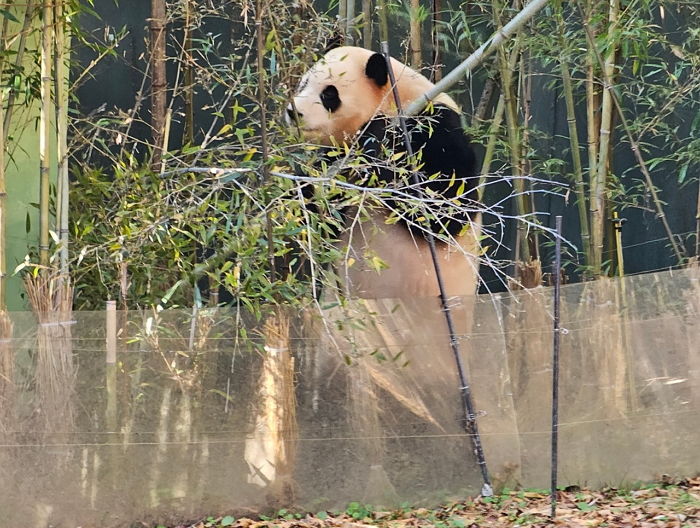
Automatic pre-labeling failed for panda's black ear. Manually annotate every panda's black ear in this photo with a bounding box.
[365,53,388,87]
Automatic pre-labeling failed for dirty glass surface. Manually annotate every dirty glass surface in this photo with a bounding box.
[0,268,698,527]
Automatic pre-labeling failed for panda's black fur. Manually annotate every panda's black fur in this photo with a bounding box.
[305,105,478,242]
[349,104,478,239]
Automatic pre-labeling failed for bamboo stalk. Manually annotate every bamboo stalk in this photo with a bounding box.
[590,0,620,275]
[377,0,389,43]
[256,0,275,281]
[405,0,550,116]
[554,0,591,266]
[346,0,356,45]
[339,0,347,39]
[3,0,36,144]
[0,12,7,308]
[431,0,442,81]
[39,0,53,267]
[0,91,5,309]
[579,4,684,265]
[473,75,496,125]
[150,0,167,167]
[520,47,540,261]
[584,0,599,193]
[409,0,422,69]
[184,0,194,146]
[478,93,505,202]
[362,0,373,48]
[54,0,69,277]
[492,0,530,262]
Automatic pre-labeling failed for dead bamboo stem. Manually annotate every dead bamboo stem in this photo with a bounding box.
[184,0,194,146]
[150,0,167,167]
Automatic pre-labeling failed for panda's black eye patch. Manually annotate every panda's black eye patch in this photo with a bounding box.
[320,85,341,113]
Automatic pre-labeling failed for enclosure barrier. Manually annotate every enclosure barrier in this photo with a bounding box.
[0,267,698,527]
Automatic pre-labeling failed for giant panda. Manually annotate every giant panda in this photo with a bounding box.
[288,46,481,299]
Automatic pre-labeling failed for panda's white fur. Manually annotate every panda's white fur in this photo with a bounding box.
[290,46,458,146]
[290,46,481,299]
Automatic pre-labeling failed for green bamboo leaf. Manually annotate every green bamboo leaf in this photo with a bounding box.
[0,9,19,23]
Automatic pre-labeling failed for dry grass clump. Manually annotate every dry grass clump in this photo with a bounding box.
[24,269,75,432]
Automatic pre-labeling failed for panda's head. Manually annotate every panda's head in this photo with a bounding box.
[288,46,458,145]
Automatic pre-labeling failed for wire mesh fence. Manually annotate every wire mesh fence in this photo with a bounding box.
[0,267,698,527]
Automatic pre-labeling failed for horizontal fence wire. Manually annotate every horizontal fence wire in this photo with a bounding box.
[1,406,698,446]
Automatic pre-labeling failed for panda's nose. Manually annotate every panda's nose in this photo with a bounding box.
[286,105,302,122]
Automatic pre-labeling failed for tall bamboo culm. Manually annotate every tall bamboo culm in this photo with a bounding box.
[0,6,9,406]
[409,0,422,68]
[39,0,53,267]
[346,0,356,44]
[339,0,347,40]
[590,0,619,275]
[54,0,69,276]
[554,0,591,267]
[362,0,373,48]
[150,0,167,167]
[377,0,389,44]
[431,0,442,81]
[0,58,5,309]
[491,0,538,281]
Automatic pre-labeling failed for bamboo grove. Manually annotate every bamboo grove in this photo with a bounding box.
[0,0,698,310]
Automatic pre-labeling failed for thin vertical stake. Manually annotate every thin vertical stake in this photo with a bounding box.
[106,300,117,365]
[380,41,492,497]
[550,215,563,518]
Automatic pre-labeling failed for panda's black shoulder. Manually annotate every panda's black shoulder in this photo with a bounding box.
[354,104,479,238]
[410,104,477,181]
[357,104,477,179]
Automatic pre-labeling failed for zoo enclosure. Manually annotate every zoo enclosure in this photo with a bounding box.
[0,266,698,527]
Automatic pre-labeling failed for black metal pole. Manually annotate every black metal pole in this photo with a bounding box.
[380,41,492,496]
[550,215,563,518]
